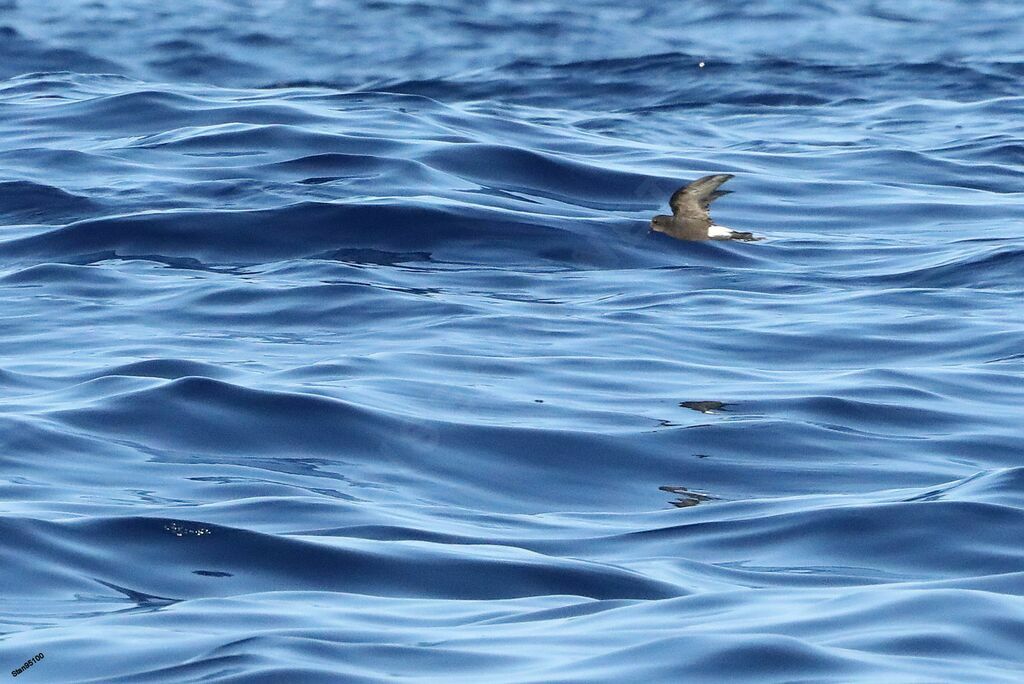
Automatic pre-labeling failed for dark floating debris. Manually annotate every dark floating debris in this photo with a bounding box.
[660,485,717,508]
[192,570,234,578]
[679,401,729,413]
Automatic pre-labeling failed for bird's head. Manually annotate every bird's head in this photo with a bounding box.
[650,215,672,233]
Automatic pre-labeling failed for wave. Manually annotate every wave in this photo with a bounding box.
[0,201,652,268]
[0,180,101,224]
[2,2,1024,681]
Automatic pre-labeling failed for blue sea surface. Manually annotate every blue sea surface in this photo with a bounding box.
[1,1,1023,681]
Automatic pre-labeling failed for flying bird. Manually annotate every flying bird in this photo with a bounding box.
[650,174,756,241]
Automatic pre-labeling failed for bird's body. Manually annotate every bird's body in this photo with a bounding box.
[650,174,756,241]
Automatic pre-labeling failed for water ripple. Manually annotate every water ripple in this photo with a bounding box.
[1,1,1024,682]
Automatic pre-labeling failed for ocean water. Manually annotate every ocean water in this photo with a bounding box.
[1,0,1023,681]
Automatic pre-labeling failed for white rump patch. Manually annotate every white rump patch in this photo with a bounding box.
[707,224,733,239]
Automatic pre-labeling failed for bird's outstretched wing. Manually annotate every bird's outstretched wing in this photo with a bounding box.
[669,174,734,221]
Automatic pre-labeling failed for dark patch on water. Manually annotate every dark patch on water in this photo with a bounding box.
[659,485,718,508]
[679,401,731,413]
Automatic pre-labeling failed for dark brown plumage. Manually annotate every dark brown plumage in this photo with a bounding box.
[650,174,755,241]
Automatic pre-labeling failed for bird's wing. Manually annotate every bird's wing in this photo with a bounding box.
[669,174,734,220]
